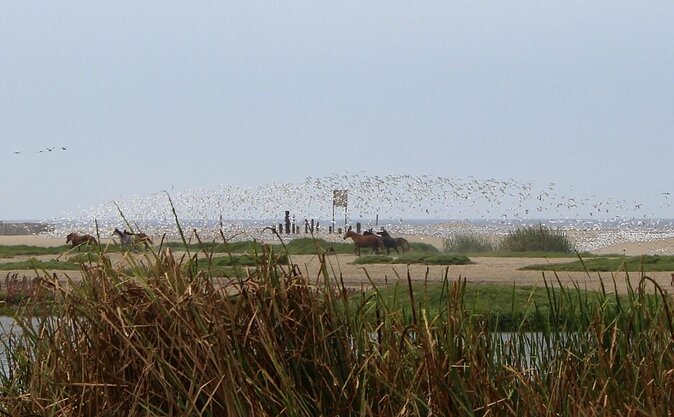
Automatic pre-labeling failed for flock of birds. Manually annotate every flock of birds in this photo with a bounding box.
[45,173,674,251]
[12,146,67,155]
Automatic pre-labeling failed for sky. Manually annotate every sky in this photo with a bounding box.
[2,1,673,221]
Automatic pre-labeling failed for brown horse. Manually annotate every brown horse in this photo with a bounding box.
[66,232,98,249]
[343,230,384,256]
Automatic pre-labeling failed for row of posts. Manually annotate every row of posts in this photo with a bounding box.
[272,211,365,235]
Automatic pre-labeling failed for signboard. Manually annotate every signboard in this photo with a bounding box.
[333,190,348,208]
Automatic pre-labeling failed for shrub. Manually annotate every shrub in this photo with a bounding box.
[500,225,575,253]
[443,234,496,253]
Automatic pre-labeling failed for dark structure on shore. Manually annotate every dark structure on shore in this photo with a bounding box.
[0,222,53,236]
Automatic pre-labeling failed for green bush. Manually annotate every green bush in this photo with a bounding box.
[500,225,575,253]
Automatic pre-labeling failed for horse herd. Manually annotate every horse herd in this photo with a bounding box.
[343,228,410,256]
[66,227,408,257]
[65,229,153,250]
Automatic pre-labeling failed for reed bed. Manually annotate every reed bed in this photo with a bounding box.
[0,239,673,416]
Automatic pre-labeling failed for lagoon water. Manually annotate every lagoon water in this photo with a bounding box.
[0,316,21,373]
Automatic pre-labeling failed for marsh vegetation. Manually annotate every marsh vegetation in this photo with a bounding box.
[0,227,672,416]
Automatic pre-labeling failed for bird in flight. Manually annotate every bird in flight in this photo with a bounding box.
[10,146,68,155]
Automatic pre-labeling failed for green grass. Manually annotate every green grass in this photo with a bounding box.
[0,244,71,258]
[352,253,472,265]
[356,279,651,331]
[0,258,81,271]
[523,254,674,272]
[162,240,264,253]
[282,237,355,254]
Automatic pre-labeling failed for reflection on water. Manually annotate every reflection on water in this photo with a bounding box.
[0,316,20,374]
[0,316,41,375]
[496,331,585,370]
[0,315,592,381]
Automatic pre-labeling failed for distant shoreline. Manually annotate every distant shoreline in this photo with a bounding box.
[0,221,53,236]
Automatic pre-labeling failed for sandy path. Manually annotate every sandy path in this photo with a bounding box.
[294,254,671,294]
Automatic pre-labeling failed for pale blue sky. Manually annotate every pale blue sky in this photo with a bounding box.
[2,1,673,220]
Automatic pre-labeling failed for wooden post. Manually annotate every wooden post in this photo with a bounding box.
[310,219,315,233]
[284,211,290,235]
[337,227,342,235]
[304,219,309,234]
[316,221,319,232]
[356,222,361,234]
[375,214,379,226]
[329,226,333,234]
[278,223,283,234]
